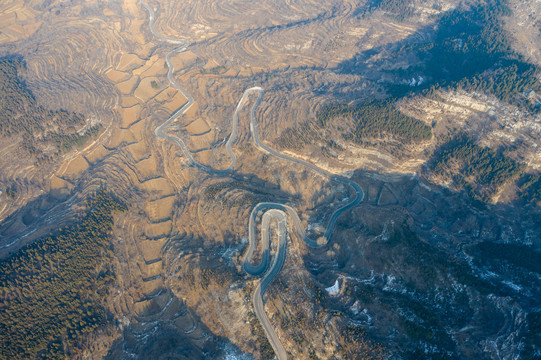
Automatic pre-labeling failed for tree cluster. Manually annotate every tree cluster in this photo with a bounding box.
[0,57,84,136]
[386,223,499,295]
[274,121,321,151]
[0,56,100,162]
[363,0,414,20]
[336,324,385,360]
[523,312,541,359]
[381,0,540,110]
[517,173,541,205]
[476,242,541,274]
[318,100,432,144]
[456,61,541,106]
[427,0,512,82]
[431,135,523,200]
[0,189,126,359]
[420,0,541,108]
[45,124,102,153]
[246,310,275,360]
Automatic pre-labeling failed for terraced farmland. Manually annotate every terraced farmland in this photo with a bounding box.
[1,0,540,359]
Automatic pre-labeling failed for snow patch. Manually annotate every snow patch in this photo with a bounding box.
[350,300,361,315]
[221,342,252,360]
[325,279,340,296]
[503,280,522,292]
[402,75,425,87]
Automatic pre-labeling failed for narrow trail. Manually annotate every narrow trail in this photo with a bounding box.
[141,2,363,359]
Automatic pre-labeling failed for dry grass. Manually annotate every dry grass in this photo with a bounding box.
[188,129,215,151]
[134,76,161,102]
[144,221,172,239]
[121,0,140,16]
[129,119,147,141]
[63,155,90,178]
[50,175,73,190]
[127,141,149,162]
[154,88,188,113]
[133,55,159,76]
[107,127,137,148]
[145,195,175,221]
[140,58,167,78]
[0,1,41,44]
[116,76,139,95]
[182,101,199,121]
[121,96,140,107]
[154,88,177,103]
[117,53,145,72]
[169,50,198,69]
[135,157,158,178]
[163,91,188,112]
[224,68,239,77]
[138,260,163,278]
[106,69,131,83]
[140,238,167,259]
[129,19,147,45]
[141,178,174,197]
[203,59,220,70]
[191,148,212,163]
[119,104,142,128]
[185,118,211,135]
[85,145,110,164]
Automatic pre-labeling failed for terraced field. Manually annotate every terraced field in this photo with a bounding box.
[3,0,540,359]
[0,0,327,352]
[0,0,444,357]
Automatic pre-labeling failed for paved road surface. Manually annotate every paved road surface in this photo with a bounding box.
[141,3,364,359]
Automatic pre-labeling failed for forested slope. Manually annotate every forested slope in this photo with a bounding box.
[0,189,125,359]
[0,56,101,163]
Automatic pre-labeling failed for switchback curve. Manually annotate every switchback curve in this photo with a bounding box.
[141,3,363,359]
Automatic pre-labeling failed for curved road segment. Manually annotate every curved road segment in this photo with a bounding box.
[141,3,363,359]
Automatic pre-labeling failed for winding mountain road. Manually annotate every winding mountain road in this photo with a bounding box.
[141,2,363,359]
[142,0,251,175]
[242,91,363,359]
